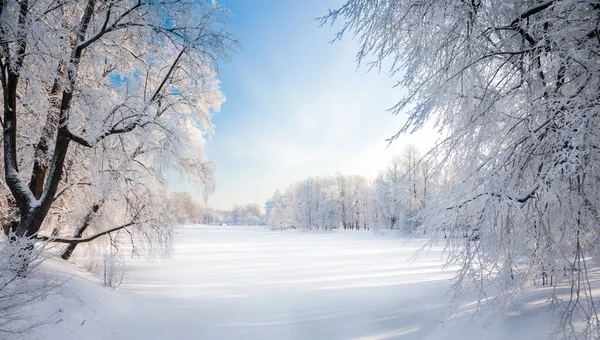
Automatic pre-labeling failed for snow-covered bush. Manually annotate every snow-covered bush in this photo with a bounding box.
[0,236,57,335]
[100,248,125,289]
[69,235,127,289]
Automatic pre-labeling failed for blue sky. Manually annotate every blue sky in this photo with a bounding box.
[169,0,438,210]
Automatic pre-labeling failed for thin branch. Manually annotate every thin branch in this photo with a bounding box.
[37,221,137,244]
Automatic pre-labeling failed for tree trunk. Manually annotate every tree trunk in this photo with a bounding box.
[10,209,46,275]
[2,197,20,236]
[61,201,104,260]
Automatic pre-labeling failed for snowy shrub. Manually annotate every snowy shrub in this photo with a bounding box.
[101,249,125,289]
[71,238,125,289]
[0,236,57,335]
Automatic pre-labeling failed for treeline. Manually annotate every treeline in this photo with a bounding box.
[168,192,265,226]
[265,146,441,232]
[203,203,264,225]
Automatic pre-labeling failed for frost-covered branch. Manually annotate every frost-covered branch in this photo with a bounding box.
[38,220,139,244]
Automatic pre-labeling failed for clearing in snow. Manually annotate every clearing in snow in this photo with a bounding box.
[34,225,554,340]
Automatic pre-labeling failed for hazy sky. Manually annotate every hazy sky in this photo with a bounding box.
[169,0,439,210]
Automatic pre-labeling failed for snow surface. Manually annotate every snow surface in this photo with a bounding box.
[28,225,555,340]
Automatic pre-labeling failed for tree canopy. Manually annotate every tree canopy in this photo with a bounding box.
[0,0,236,260]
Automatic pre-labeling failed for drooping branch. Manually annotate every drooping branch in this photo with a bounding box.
[40,202,146,245]
[38,220,137,244]
[445,184,541,211]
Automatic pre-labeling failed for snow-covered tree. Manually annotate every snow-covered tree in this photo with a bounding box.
[266,148,433,232]
[376,157,405,230]
[167,192,205,224]
[267,190,293,228]
[267,174,372,231]
[0,1,236,267]
[322,0,600,337]
[218,203,264,226]
[203,207,223,225]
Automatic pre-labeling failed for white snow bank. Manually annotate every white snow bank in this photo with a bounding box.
[23,257,132,340]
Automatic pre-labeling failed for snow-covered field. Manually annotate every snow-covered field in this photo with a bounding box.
[30,225,554,340]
